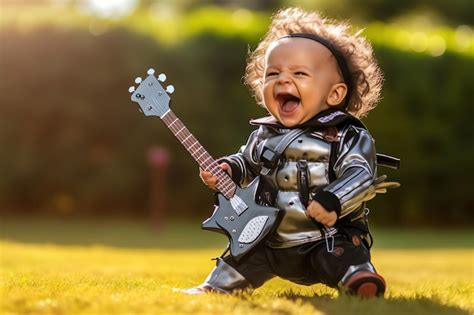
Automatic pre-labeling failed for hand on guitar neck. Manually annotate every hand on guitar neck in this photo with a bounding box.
[200,163,232,191]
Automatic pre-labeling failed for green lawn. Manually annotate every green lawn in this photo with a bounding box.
[1,217,473,314]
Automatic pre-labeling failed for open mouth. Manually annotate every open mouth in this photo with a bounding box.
[276,93,301,113]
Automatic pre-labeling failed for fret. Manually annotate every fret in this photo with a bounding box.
[162,110,236,198]
[195,150,207,160]
[188,141,200,151]
[181,134,192,143]
[174,126,186,135]
[201,156,212,165]
[168,118,179,128]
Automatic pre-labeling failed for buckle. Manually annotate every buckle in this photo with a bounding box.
[261,147,279,169]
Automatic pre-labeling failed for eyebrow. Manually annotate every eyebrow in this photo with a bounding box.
[265,65,313,71]
[288,65,312,71]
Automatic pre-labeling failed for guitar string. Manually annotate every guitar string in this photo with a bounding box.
[164,112,236,195]
[164,113,228,187]
[147,97,215,173]
[162,115,236,197]
[161,110,218,173]
[162,112,225,179]
[148,96,236,196]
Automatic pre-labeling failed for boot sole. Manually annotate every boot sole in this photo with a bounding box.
[345,271,386,298]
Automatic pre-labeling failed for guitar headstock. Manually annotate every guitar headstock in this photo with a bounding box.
[129,68,175,118]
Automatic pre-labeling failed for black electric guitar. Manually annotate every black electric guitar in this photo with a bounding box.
[129,68,280,260]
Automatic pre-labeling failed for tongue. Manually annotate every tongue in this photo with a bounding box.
[282,99,299,113]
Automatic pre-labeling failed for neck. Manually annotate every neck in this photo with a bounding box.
[161,110,236,198]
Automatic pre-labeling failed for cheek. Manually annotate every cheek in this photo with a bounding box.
[262,83,273,102]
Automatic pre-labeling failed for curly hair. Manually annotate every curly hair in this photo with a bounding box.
[245,8,383,118]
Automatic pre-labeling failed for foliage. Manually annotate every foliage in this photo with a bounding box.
[1,218,473,314]
[0,6,472,224]
[281,0,474,26]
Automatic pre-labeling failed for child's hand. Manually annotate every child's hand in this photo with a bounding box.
[306,200,338,227]
[199,163,231,191]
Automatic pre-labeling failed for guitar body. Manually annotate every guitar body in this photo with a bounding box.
[202,178,280,261]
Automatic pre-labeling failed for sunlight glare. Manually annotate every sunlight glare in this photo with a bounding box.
[79,0,137,18]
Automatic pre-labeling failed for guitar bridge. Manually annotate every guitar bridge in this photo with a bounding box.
[230,194,248,215]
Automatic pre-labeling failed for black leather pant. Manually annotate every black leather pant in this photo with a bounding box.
[224,233,372,289]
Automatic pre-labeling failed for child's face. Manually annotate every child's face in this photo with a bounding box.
[262,38,346,127]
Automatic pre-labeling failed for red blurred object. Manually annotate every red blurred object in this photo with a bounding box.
[147,146,170,230]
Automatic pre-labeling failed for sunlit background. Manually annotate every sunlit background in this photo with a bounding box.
[0,0,472,226]
[1,2,473,314]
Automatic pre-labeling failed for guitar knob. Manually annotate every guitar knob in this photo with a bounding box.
[166,85,175,94]
[147,68,155,75]
[135,77,142,84]
[158,73,166,82]
[128,86,135,93]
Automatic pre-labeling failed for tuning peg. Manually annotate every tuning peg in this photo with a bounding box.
[135,77,142,84]
[147,68,155,75]
[128,86,135,93]
[166,85,175,94]
[158,73,166,82]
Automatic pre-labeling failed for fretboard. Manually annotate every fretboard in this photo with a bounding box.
[161,110,236,199]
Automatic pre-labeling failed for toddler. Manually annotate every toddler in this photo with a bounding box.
[185,7,398,297]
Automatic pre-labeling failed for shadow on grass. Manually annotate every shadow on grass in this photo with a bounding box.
[274,291,469,315]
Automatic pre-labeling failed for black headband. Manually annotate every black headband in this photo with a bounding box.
[280,33,352,108]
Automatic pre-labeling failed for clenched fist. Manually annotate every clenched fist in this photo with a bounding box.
[306,200,338,227]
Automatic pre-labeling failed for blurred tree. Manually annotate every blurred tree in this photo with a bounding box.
[0,6,472,225]
[282,0,473,25]
[0,0,50,5]
[135,0,281,11]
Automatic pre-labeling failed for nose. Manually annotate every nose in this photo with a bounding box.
[276,72,291,85]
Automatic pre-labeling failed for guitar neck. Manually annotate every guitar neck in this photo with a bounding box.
[161,110,236,199]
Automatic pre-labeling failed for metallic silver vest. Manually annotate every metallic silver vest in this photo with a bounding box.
[225,124,376,248]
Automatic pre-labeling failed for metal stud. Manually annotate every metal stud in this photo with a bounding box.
[147,68,155,75]
[135,77,142,84]
[128,86,135,93]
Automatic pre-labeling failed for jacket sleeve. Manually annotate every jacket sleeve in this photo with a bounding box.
[218,127,264,188]
[312,125,377,218]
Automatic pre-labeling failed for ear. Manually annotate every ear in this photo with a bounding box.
[327,83,348,107]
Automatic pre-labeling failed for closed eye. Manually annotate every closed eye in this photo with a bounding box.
[294,71,308,76]
[265,72,278,77]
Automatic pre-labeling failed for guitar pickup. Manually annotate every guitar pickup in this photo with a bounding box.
[238,216,269,243]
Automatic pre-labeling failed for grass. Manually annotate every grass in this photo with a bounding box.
[1,217,473,314]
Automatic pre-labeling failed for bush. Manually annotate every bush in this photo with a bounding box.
[0,21,472,225]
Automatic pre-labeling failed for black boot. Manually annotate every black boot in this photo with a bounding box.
[339,262,386,297]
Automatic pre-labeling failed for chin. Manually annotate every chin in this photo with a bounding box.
[278,117,300,128]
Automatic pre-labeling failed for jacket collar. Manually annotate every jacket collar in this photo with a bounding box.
[249,108,366,130]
